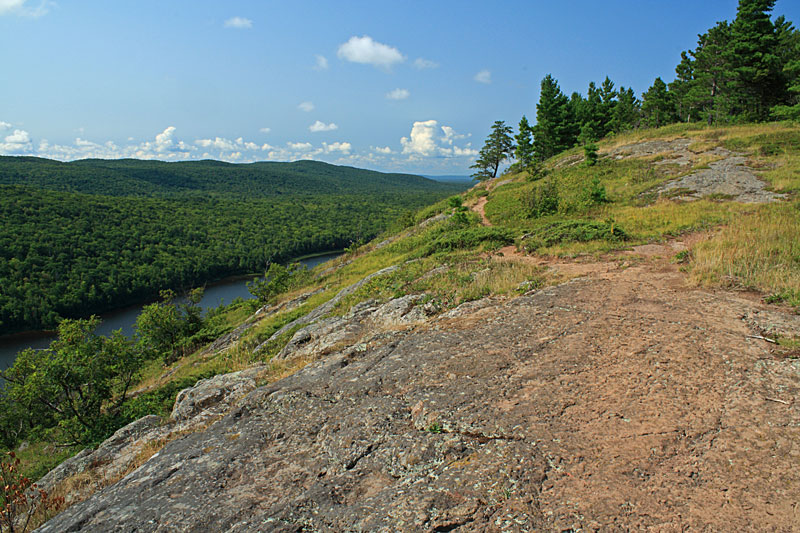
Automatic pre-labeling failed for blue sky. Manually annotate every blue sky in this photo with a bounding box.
[2,0,799,174]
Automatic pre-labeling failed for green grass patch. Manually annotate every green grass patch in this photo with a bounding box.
[520,219,626,253]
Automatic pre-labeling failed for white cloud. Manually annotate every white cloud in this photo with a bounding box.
[323,141,351,154]
[309,120,338,133]
[386,88,410,100]
[224,16,252,29]
[474,69,492,84]
[413,58,438,69]
[0,129,33,153]
[372,146,393,154]
[0,0,50,17]
[155,126,176,150]
[401,120,439,156]
[337,35,404,70]
[287,141,313,151]
[298,101,314,112]
[195,135,258,152]
[441,125,468,145]
[400,120,476,159]
[315,55,329,70]
[0,121,11,130]
[452,145,478,157]
[259,127,271,134]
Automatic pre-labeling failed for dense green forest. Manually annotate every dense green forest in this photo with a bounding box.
[472,0,800,178]
[0,157,444,198]
[0,158,463,335]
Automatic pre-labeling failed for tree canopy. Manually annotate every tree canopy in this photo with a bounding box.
[471,121,515,180]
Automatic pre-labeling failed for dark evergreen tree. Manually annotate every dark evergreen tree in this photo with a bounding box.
[727,0,782,119]
[641,77,677,128]
[532,75,576,161]
[772,16,800,119]
[610,87,641,132]
[470,120,515,180]
[599,76,618,136]
[514,115,536,172]
[578,81,605,143]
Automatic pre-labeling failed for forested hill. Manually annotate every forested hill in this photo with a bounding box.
[0,157,447,197]
[0,157,464,336]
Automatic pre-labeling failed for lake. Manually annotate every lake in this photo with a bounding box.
[0,252,341,371]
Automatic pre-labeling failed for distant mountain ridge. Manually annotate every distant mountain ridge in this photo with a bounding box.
[0,157,456,198]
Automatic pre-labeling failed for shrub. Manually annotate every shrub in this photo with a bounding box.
[520,219,626,252]
[524,178,559,218]
[587,176,608,204]
[422,227,515,256]
[447,196,463,208]
[583,143,599,166]
[1,452,64,533]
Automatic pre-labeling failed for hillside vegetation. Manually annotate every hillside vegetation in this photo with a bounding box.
[8,121,800,531]
[0,158,463,335]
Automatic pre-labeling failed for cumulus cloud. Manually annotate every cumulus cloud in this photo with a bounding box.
[309,120,338,133]
[224,16,252,29]
[401,120,439,156]
[372,146,393,154]
[400,120,476,159]
[337,35,404,70]
[315,55,329,70]
[287,141,313,151]
[413,58,438,69]
[298,101,314,112]
[195,135,259,152]
[0,121,11,130]
[0,129,33,153]
[386,88,410,100]
[323,141,351,154]
[259,127,271,134]
[474,69,491,84]
[0,0,50,17]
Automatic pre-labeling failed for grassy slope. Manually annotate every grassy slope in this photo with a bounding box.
[132,122,800,405]
[16,121,800,501]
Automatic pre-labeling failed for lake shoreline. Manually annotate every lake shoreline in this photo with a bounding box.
[0,251,343,370]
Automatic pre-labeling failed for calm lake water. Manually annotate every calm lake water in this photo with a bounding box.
[0,252,341,371]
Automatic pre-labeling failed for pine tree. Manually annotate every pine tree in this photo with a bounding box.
[470,120,515,180]
[641,77,677,128]
[599,76,618,136]
[610,87,640,132]
[578,81,605,144]
[514,115,535,171]
[532,75,575,161]
[691,21,734,124]
[728,0,782,120]
[771,16,800,119]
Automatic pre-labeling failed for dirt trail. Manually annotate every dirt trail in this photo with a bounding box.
[472,196,491,226]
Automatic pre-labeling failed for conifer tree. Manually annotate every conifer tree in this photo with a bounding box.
[578,81,605,144]
[610,87,640,132]
[728,0,782,119]
[771,16,800,119]
[470,120,515,180]
[641,77,677,128]
[532,75,575,161]
[514,115,535,171]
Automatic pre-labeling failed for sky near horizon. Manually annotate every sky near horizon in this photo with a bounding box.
[2,1,799,175]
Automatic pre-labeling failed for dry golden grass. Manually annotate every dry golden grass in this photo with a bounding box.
[690,204,800,305]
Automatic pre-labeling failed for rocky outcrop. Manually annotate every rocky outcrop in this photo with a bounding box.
[255,264,400,353]
[37,256,800,531]
[275,294,427,360]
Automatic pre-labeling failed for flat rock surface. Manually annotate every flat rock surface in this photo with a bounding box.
[38,255,800,531]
